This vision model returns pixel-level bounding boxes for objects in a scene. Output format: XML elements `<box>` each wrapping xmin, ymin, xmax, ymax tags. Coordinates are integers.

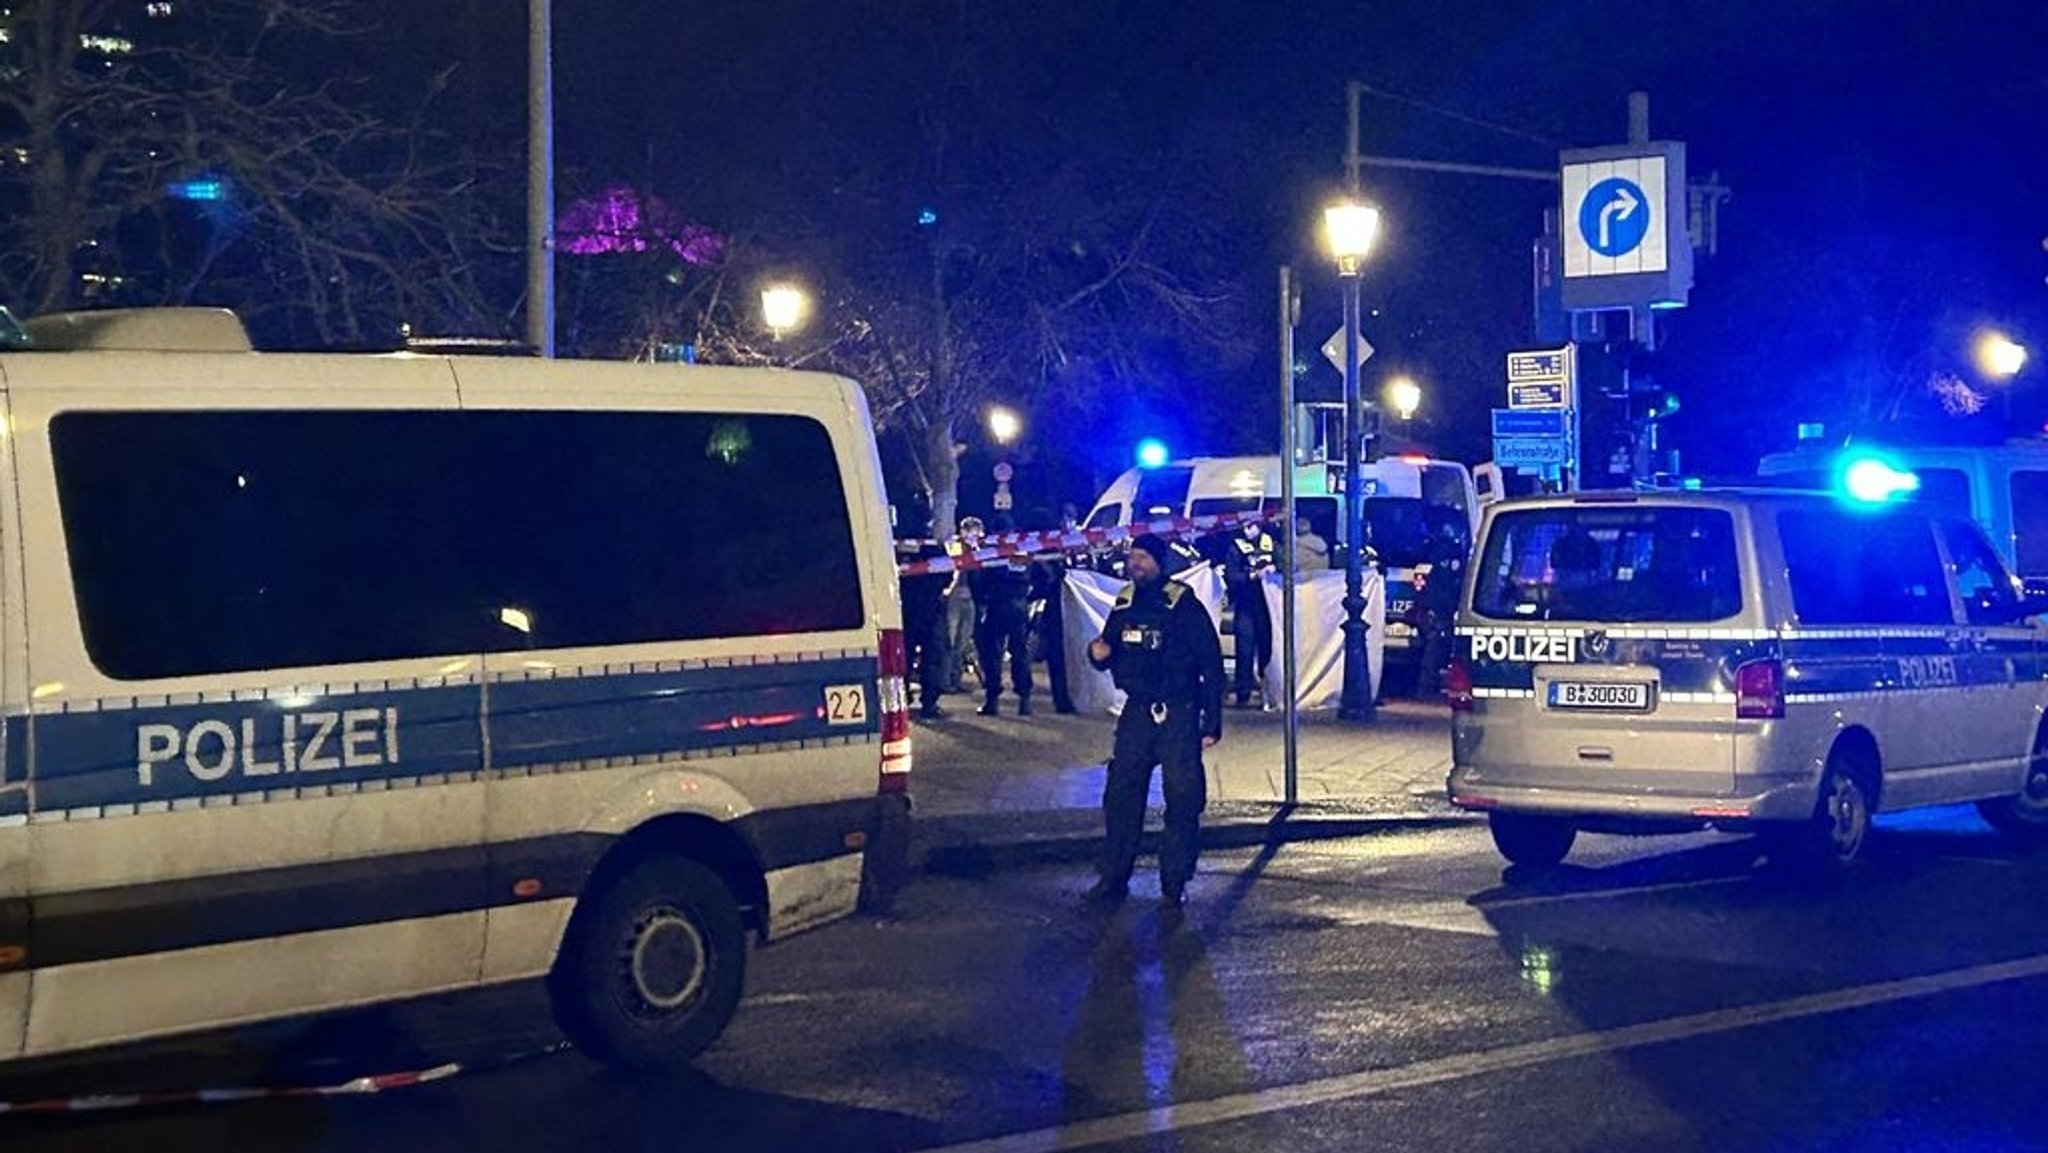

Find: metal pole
<box><xmin>1337</xmin><ymin>270</ymin><xmax>1374</xmax><ymax>722</ymax></box>
<box><xmin>526</xmin><ymin>0</ymin><xmax>555</xmax><ymax>358</ymax></box>
<box><xmin>1279</xmin><ymin>266</ymin><xmax>1299</xmax><ymax>804</ymax></box>
<box><xmin>1345</xmin><ymin>81</ymin><xmax>1364</xmax><ymax>196</ymax></box>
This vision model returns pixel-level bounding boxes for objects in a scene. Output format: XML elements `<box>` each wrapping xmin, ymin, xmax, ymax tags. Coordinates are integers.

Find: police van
<box><xmin>1084</xmin><ymin>453</ymin><xmax>1482</xmax><ymax>686</ymax></box>
<box><xmin>1757</xmin><ymin>439</ymin><xmax>2048</xmax><ymax>586</ymax></box>
<box><xmin>0</xmin><ymin>308</ymin><xmax>910</xmax><ymax>1069</ymax></box>
<box><xmin>1445</xmin><ymin>488</ymin><xmax>2048</xmax><ymax>874</ymax></box>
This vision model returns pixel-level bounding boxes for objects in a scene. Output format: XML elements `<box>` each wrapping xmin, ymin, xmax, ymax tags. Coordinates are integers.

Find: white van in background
<box><xmin>0</xmin><ymin>308</ymin><xmax>908</xmax><ymax>1071</ymax></box>
<box><xmin>1084</xmin><ymin>453</ymin><xmax>1486</xmax><ymax>686</ymax></box>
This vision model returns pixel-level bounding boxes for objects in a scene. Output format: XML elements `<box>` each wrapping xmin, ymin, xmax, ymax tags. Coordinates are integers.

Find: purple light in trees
<box><xmin>557</xmin><ymin>185</ymin><xmax>725</xmax><ymax>265</ymax></box>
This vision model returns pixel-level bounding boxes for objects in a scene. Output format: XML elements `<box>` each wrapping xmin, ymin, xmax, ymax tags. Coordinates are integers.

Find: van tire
<box><xmin>1767</xmin><ymin>750</ymin><xmax>1875</xmax><ymax>879</ymax></box>
<box><xmin>549</xmin><ymin>854</ymin><xmax>747</xmax><ymax>1070</ymax></box>
<box><xmin>1977</xmin><ymin>726</ymin><xmax>2048</xmax><ymax>843</ymax></box>
<box><xmin>1489</xmin><ymin>812</ymin><xmax>1576</xmax><ymax>869</ymax></box>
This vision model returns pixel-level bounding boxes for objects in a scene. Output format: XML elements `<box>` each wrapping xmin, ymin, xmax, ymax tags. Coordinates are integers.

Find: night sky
<box><xmin>394</xmin><ymin>0</ymin><xmax>2047</xmax><ymax>494</ymax></box>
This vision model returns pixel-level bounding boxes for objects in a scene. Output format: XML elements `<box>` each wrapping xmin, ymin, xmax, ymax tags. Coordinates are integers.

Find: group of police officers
<box><xmin>896</xmin><ymin>504</ymin><xmax>1467</xmax><ymax>909</ymax></box>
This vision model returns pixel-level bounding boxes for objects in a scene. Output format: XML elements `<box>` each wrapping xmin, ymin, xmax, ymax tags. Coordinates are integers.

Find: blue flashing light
<box><xmin>1135</xmin><ymin>438</ymin><xmax>1169</xmax><ymax>469</ymax></box>
<box><xmin>1840</xmin><ymin>456</ymin><xmax>1920</xmax><ymax>504</ymax></box>
<box><xmin>168</xmin><ymin>179</ymin><xmax>225</xmax><ymax>202</ymax></box>
<box><xmin>916</xmin><ymin>208</ymin><xmax>939</xmax><ymax>226</ymax></box>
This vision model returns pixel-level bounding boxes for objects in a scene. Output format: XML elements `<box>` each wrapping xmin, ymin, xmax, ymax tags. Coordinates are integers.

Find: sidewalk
<box><xmin>906</xmin><ymin>690</ymin><xmax>1477</xmax><ymax>874</ymax></box>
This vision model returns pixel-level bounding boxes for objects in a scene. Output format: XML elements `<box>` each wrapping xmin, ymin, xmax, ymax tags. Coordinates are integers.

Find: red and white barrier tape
<box><xmin>0</xmin><ymin>1042</ymin><xmax>569</xmax><ymax>1116</ymax></box>
<box><xmin>896</xmin><ymin>510</ymin><xmax>1261</xmax><ymax>576</ymax></box>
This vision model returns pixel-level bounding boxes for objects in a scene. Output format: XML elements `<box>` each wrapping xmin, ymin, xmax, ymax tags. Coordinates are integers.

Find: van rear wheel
<box><xmin>1489</xmin><ymin>812</ymin><xmax>1576</xmax><ymax>869</ymax></box>
<box><xmin>550</xmin><ymin>854</ymin><xmax>747</xmax><ymax>1070</ymax></box>
<box><xmin>1977</xmin><ymin>727</ymin><xmax>2048</xmax><ymax>843</ymax></box>
<box><xmin>1767</xmin><ymin>751</ymin><xmax>1874</xmax><ymax>879</ymax></box>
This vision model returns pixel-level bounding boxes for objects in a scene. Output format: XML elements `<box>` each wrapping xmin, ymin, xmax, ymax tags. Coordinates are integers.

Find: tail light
<box><xmin>1734</xmin><ymin>658</ymin><xmax>1784</xmax><ymax>719</ymax></box>
<box><xmin>877</xmin><ymin>628</ymin><xmax>912</xmax><ymax>793</ymax></box>
<box><xmin>1445</xmin><ymin>658</ymin><xmax>1475</xmax><ymax>712</ymax></box>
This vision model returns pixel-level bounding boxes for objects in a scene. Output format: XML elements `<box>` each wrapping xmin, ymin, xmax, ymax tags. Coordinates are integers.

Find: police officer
<box><xmin>1084</xmin><ymin>534</ymin><xmax>1225</xmax><ymax>909</ymax></box>
<box><xmin>1415</xmin><ymin>515</ymin><xmax>1469</xmax><ymax>698</ymax></box>
<box><xmin>1224</xmin><ymin>518</ymin><xmax>1277</xmax><ymax>707</ymax></box>
<box><xmin>968</xmin><ymin>513</ymin><xmax>1035</xmax><ymax>716</ymax></box>
<box><xmin>895</xmin><ymin>502</ymin><xmax>952</xmax><ymax>720</ymax></box>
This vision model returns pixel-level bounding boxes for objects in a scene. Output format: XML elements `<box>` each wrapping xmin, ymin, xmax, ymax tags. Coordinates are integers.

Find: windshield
<box><xmin>1473</xmin><ymin>506</ymin><xmax>1743</xmax><ymax>622</ymax></box>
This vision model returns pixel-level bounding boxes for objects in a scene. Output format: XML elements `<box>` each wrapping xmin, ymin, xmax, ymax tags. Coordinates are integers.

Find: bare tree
<box><xmin>0</xmin><ymin>0</ymin><xmax>504</xmax><ymax>343</ymax></box>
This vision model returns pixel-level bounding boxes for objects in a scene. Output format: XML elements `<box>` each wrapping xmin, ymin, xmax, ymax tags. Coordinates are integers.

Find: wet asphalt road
<box><xmin>10</xmin><ymin>808</ymin><xmax>2048</xmax><ymax>1151</ymax></box>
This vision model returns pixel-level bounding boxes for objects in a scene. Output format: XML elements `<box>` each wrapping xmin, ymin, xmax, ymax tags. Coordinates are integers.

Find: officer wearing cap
<box><xmin>1084</xmin><ymin>533</ymin><xmax>1225</xmax><ymax>910</ymax></box>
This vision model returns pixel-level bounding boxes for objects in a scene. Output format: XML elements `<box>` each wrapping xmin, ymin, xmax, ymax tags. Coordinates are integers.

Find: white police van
<box><xmin>0</xmin><ymin>308</ymin><xmax>910</xmax><ymax>1069</ymax></box>
<box><xmin>1446</xmin><ymin>488</ymin><xmax>2048</xmax><ymax>874</ymax></box>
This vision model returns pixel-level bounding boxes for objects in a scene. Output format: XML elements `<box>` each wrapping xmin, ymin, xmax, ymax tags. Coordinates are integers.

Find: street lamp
<box><xmin>1324</xmin><ymin>199</ymin><xmax>1381</xmax><ymax>723</ymax></box>
<box><xmin>761</xmin><ymin>284</ymin><xmax>809</xmax><ymax>342</ymax></box>
<box><xmin>987</xmin><ymin>405</ymin><xmax>1022</xmax><ymax>445</ymax></box>
<box><xmin>1978</xmin><ymin>332</ymin><xmax>2028</xmax><ymax>379</ymax></box>
<box><xmin>1387</xmin><ymin>375</ymin><xmax>1422</xmax><ymax>422</ymax></box>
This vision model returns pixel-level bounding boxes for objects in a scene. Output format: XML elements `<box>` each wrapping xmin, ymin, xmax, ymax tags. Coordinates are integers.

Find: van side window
<box><xmin>1085</xmin><ymin>503</ymin><xmax>1124</xmax><ymax>530</ymax></box>
<box><xmin>1781</xmin><ymin>510</ymin><xmax>1951</xmax><ymax>626</ymax></box>
<box><xmin>1131</xmin><ymin>466</ymin><xmax>1194</xmax><ymax>520</ymax></box>
<box><xmin>51</xmin><ymin>410</ymin><xmax>863</xmax><ymax>680</ymax></box>
<box><xmin>2010</xmin><ymin>471</ymin><xmax>2048</xmax><ymax>579</ymax></box>
<box><xmin>1940</xmin><ymin>519</ymin><xmax>2020</xmax><ymax>625</ymax></box>
<box><xmin>1912</xmin><ymin>467</ymin><xmax>1973</xmax><ymax>524</ymax></box>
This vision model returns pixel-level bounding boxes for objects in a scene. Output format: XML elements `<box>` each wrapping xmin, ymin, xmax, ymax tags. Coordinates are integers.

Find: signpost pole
<box><xmin>1279</xmin><ymin>267</ymin><xmax>1300</xmax><ymax>805</ymax></box>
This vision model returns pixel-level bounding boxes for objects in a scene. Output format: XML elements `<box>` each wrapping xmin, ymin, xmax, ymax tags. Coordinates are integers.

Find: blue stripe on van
<box><xmin>18</xmin><ymin>657</ymin><xmax>881</xmax><ymax>813</ymax></box>
<box><xmin>488</xmin><ymin>656</ymin><xmax>878</xmax><ymax>768</ymax></box>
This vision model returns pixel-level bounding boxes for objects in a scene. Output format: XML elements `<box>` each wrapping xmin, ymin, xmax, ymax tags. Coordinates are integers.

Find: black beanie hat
<box><xmin>1129</xmin><ymin>534</ymin><xmax>1174</xmax><ymax>570</ymax></box>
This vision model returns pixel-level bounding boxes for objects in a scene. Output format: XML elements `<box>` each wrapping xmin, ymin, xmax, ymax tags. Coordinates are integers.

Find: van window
<box><xmin>1132</xmin><ymin>466</ymin><xmax>1194</xmax><ymax>519</ymax></box>
<box><xmin>1911</xmin><ymin>467</ymin><xmax>1972</xmax><ymax>523</ymax></box>
<box><xmin>1780</xmin><ymin>508</ymin><xmax>1950</xmax><ymax>626</ymax></box>
<box><xmin>1472</xmin><ymin>507</ymin><xmax>1741</xmax><ymax>622</ymax></box>
<box><xmin>1191</xmin><ymin>495</ymin><xmax>1261</xmax><ymax>518</ymax></box>
<box><xmin>1939</xmin><ymin>519</ymin><xmax>2019</xmax><ymax>625</ymax></box>
<box><xmin>2011</xmin><ymin>471</ymin><xmax>2048</xmax><ymax>577</ymax></box>
<box><xmin>1085</xmin><ymin>502</ymin><xmax>1124</xmax><ymax>530</ymax></box>
<box><xmin>51</xmin><ymin>409</ymin><xmax>863</xmax><ymax>680</ymax></box>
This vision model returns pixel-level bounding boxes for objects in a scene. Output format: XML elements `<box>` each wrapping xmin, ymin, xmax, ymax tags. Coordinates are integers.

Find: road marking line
<box><xmin>1474</xmin><ymin>874</ymin><xmax>1751</xmax><ymax>909</ymax></box>
<box><xmin>917</xmin><ymin>950</ymin><xmax>2048</xmax><ymax>1153</ymax></box>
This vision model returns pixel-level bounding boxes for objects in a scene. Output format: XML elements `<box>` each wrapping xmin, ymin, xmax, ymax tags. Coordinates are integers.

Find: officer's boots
<box><xmin>977</xmin><ymin>695</ymin><xmax>999</xmax><ymax>717</ymax></box>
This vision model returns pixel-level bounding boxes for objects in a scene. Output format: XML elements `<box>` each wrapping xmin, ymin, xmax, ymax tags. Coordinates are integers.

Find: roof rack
<box><xmin>20</xmin><ymin>307</ymin><xmax>253</xmax><ymax>353</ymax></box>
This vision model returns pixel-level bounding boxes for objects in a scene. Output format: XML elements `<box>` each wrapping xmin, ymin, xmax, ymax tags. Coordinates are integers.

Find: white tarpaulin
<box><xmin>1064</xmin><ymin>562</ymin><xmax>1226</xmax><ymax>716</ymax></box>
<box><xmin>1259</xmin><ymin>568</ymin><xmax>1383</xmax><ymax>710</ymax></box>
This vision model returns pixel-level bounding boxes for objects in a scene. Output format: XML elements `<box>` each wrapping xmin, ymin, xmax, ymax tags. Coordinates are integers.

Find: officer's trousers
<box><xmin>1230</xmin><ymin>580</ymin><xmax>1272</xmax><ymax>700</ymax></box>
<box><xmin>1099</xmin><ymin>704</ymin><xmax>1206</xmax><ymax>892</ymax></box>
<box><xmin>975</xmin><ymin>606</ymin><xmax>1032</xmax><ymax>703</ymax></box>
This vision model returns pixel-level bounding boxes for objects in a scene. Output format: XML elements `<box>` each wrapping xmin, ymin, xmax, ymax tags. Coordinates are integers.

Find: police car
<box><xmin>1446</xmin><ymin>488</ymin><xmax>2048</xmax><ymax>874</ymax></box>
<box><xmin>0</xmin><ymin>308</ymin><xmax>910</xmax><ymax>1069</ymax></box>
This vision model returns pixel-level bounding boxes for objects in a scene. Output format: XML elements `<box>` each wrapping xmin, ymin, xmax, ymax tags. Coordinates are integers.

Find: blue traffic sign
<box><xmin>1492</xmin><ymin>408</ymin><xmax>1569</xmax><ymax>438</ymax></box>
<box><xmin>1577</xmin><ymin>177</ymin><xmax>1650</xmax><ymax>258</ymax></box>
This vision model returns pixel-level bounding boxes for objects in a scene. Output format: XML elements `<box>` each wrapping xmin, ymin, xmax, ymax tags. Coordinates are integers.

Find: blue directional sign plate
<box><xmin>1492</xmin><ymin>436</ymin><xmax>1571</xmax><ymax>469</ymax></box>
<box><xmin>1492</xmin><ymin>408</ymin><xmax>1569</xmax><ymax>438</ymax></box>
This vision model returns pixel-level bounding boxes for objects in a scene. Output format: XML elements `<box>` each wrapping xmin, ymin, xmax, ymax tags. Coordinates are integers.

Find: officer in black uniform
<box><xmin>1415</xmin><ymin>514</ymin><xmax>1470</xmax><ymax>699</ymax></box>
<box><xmin>968</xmin><ymin>513</ymin><xmax>1035</xmax><ymax>716</ymax></box>
<box><xmin>895</xmin><ymin>501</ymin><xmax>952</xmax><ymax>720</ymax></box>
<box><xmin>1224</xmin><ymin>519</ymin><xmax>1277</xmax><ymax>707</ymax></box>
<box><xmin>1084</xmin><ymin>534</ymin><xmax>1225</xmax><ymax>909</ymax></box>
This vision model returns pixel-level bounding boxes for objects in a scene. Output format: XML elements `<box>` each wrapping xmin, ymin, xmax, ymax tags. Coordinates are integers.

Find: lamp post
<box><xmin>761</xmin><ymin>284</ymin><xmax>809</xmax><ymax>344</ymax></box>
<box><xmin>1325</xmin><ymin>200</ymin><xmax>1381</xmax><ymax>723</ymax></box>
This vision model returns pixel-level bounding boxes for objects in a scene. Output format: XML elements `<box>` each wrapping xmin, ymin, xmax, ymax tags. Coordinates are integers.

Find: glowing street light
<box><xmin>1978</xmin><ymin>332</ymin><xmax>2028</xmax><ymax>379</ymax></box>
<box><xmin>1322</xmin><ymin>198</ymin><xmax>1383</xmax><ymax>724</ymax></box>
<box><xmin>1387</xmin><ymin>375</ymin><xmax>1422</xmax><ymax>421</ymax></box>
<box><xmin>987</xmin><ymin>405</ymin><xmax>1022</xmax><ymax>445</ymax></box>
<box><xmin>760</xmin><ymin>284</ymin><xmax>809</xmax><ymax>341</ymax></box>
